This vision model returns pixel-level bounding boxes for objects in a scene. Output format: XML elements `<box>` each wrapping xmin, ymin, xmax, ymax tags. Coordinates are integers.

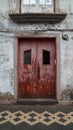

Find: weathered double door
<box><xmin>18</xmin><ymin>38</ymin><xmax>56</xmax><ymax>99</ymax></box>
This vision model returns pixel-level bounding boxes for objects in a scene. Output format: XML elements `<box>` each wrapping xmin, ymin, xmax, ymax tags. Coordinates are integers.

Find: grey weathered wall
<box><xmin>59</xmin><ymin>0</ymin><xmax>73</xmax><ymax>13</ymax></box>
<box><xmin>0</xmin><ymin>0</ymin><xmax>10</xmax><ymax>14</ymax></box>
<box><xmin>0</xmin><ymin>33</ymin><xmax>14</xmax><ymax>99</ymax></box>
<box><xmin>1</xmin><ymin>0</ymin><xmax>73</xmax><ymax>14</ymax></box>
<box><xmin>60</xmin><ymin>32</ymin><xmax>73</xmax><ymax>101</ymax></box>
<box><xmin>0</xmin><ymin>0</ymin><xmax>73</xmax><ymax>101</ymax></box>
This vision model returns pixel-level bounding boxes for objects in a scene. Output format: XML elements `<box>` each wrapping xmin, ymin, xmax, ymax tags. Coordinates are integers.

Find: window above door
<box><xmin>9</xmin><ymin>0</ymin><xmax>67</xmax><ymax>23</ymax></box>
<box><xmin>21</xmin><ymin>0</ymin><xmax>54</xmax><ymax>13</ymax></box>
<box><xmin>9</xmin><ymin>0</ymin><xmax>54</xmax><ymax>13</ymax></box>
<box><xmin>22</xmin><ymin>0</ymin><xmax>52</xmax><ymax>5</ymax></box>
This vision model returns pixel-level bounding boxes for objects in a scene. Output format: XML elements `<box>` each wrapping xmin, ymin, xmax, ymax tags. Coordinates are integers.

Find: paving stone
<box><xmin>0</xmin><ymin>105</ymin><xmax>73</xmax><ymax>130</ymax></box>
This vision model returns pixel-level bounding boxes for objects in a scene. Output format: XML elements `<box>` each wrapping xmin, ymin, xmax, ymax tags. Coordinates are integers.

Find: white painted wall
<box><xmin>21</xmin><ymin>0</ymin><xmax>54</xmax><ymax>13</ymax></box>
<box><xmin>0</xmin><ymin>0</ymin><xmax>10</xmax><ymax>14</ymax></box>
<box><xmin>60</xmin><ymin>32</ymin><xmax>73</xmax><ymax>100</ymax></box>
<box><xmin>0</xmin><ymin>31</ymin><xmax>73</xmax><ymax>101</ymax></box>
<box><xmin>0</xmin><ymin>0</ymin><xmax>73</xmax><ymax>101</ymax></box>
<box><xmin>59</xmin><ymin>0</ymin><xmax>73</xmax><ymax>13</ymax></box>
<box><xmin>0</xmin><ymin>33</ymin><xmax>14</xmax><ymax>95</ymax></box>
<box><xmin>0</xmin><ymin>0</ymin><xmax>73</xmax><ymax>14</ymax></box>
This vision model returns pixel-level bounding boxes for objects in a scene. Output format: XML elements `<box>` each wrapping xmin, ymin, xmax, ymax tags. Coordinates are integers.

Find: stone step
<box><xmin>16</xmin><ymin>99</ymin><xmax>58</xmax><ymax>105</ymax></box>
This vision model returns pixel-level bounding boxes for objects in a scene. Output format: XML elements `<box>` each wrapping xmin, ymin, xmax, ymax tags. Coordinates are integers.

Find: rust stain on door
<box><xmin>17</xmin><ymin>38</ymin><xmax>56</xmax><ymax>99</ymax></box>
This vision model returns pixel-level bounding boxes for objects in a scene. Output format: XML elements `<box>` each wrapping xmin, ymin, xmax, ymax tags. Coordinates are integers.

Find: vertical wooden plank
<box><xmin>37</xmin><ymin>38</ymin><xmax>56</xmax><ymax>98</ymax></box>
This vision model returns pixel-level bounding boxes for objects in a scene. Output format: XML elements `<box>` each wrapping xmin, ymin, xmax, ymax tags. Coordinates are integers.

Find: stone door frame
<box><xmin>14</xmin><ymin>31</ymin><xmax>61</xmax><ymax>101</ymax></box>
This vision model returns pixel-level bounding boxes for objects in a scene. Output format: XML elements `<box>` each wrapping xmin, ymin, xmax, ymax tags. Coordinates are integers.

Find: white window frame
<box><xmin>23</xmin><ymin>0</ymin><xmax>36</xmax><ymax>5</ymax></box>
<box><xmin>22</xmin><ymin>0</ymin><xmax>52</xmax><ymax>5</ymax></box>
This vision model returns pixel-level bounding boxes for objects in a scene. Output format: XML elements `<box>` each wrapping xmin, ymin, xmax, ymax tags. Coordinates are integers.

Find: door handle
<box><xmin>54</xmin><ymin>59</ymin><xmax>56</xmax><ymax>65</ymax></box>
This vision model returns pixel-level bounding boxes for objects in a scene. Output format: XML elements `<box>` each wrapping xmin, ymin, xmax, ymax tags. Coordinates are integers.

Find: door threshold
<box><xmin>16</xmin><ymin>99</ymin><xmax>58</xmax><ymax>105</ymax></box>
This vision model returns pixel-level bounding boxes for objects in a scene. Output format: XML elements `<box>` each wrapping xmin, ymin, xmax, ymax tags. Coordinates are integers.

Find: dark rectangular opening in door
<box><xmin>43</xmin><ymin>50</ymin><xmax>50</xmax><ymax>65</ymax></box>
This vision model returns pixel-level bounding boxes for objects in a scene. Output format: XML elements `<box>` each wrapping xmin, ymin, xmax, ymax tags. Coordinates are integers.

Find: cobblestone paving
<box><xmin>0</xmin><ymin>105</ymin><xmax>73</xmax><ymax>130</ymax></box>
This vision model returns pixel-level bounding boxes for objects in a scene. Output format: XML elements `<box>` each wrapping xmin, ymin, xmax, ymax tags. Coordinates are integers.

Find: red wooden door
<box><xmin>18</xmin><ymin>38</ymin><xmax>56</xmax><ymax>99</ymax></box>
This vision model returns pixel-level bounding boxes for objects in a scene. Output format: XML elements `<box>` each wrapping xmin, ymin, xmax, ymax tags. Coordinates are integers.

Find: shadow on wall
<box><xmin>9</xmin><ymin>69</ymin><xmax>14</xmax><ymax>88</ymax></box>
<box><xmin>60</xmin><ymin>85</ymin><xmax>73</xmax><ymax>101</ymax></box>
<box><xmin>0</xmin><ymin>92</ymin><xmax>14</xmax><ymax>100</ymax></box>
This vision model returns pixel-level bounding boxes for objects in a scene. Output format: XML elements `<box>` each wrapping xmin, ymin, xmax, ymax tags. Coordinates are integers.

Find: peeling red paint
<box><xmin>18</xmin><ymin>38</ymin><xmax>56</xmax><ymax>99</ymax></box>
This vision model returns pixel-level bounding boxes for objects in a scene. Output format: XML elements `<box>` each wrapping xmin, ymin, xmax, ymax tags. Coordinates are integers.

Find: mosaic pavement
<box><xmin>0</xmin><ymin>110</ymin><xmax>73</xmax><ymax>126</ymax></box>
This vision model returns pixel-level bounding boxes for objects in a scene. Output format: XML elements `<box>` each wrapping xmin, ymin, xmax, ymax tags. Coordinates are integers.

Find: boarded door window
<box><xmin>24</xmin><ymin>50</ymin><xmax>31</xmax><ymax>64</ymax></box>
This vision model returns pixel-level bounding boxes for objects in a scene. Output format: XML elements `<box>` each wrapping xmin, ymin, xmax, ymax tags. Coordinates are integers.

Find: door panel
<box><xmin>37</xmin><ymin>39</ymin><xmax>56</xmax><ymax>98</ymax></box>
<box><xmin>18</xmin><ymin>38</ymin><xmax>56</xmax><ymax>99</ymax></box>
<box><xmin>18</xmin><ymin>39</ymin><xmax>37</xmax><ymax>98</ymax></box>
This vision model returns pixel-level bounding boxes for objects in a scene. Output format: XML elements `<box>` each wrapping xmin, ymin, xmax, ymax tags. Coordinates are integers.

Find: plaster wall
<box><xmin>0</xmin><ymin>33</ymin><xmax>14</xmax><ymax>99</ymax></box>
<box><xmin>0</xmin><ymin>0</ymin><xmax>73</xmax><ymax>101</ymax></box>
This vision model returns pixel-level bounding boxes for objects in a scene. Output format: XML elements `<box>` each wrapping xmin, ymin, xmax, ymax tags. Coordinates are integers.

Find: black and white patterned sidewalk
<box><xmin>0</xmin><ymin>105</ymin><xmax>73</xmax><ymax>130</ymax></box>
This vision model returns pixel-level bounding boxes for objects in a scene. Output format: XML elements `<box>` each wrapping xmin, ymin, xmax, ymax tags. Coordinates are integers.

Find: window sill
<box><xmin>9</xmin><ymin>13</ymin><xmax>67</xmax><ymax>24</ymax></box>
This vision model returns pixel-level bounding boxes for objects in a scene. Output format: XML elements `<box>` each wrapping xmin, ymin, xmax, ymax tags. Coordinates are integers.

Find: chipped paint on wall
<box><xmin>60</xmin><ymin>85</ymin><xmax>73</xmax><ymax>101</ymax></box>
<box><xmin>0</xmin><ymin>33</ymin><xmax>14</xmax><ymax>96</ymax></box>
<box><xmin>0</xmin><ymin>0</ymin><xmax>73</xmax><ymax>101</ymax></box>
<box><xmin>60</xmin><ymin>32</ymin><xmax>73</xmax><ymax>100</ymax></box>
<box><xmin>0</xmin><ymin>92</ymin><xmax>14</xmax><ymax>100</ymax></box>
<box><xmin>59</xmin><ymin>0</ymin><xmax>73</xmax><ymax>13</ymax></box>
